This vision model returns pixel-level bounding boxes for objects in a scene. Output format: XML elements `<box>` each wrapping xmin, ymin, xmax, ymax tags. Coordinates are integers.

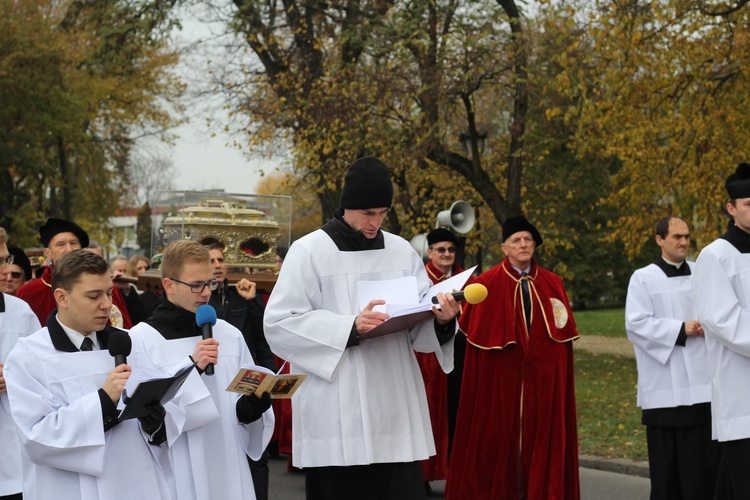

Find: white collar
<box><xmin>56</xmin><ymin>314</ymin><xmax>99</xmax><ymax>351</ymax></box>
<box><xmin>662</xmin><ymin>257</ymin><xmax>685</xmax><ymax>269</ymax></box>
<box><xmin>511</xmin><ymin>264</ymin><xmax>532</xmax><ymax>275</ymax></box>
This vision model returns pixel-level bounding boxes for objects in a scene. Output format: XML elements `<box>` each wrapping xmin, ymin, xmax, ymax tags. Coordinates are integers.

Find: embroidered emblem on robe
<box><xmin>551</xmin><ymin>298</ymin><xmax>568</xmax><ymax>328</ymax></box>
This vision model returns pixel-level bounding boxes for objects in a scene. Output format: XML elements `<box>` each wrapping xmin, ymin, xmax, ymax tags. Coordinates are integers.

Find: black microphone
<box><xmin>196</xmin><ymin>305</ymin><xmax>218</xmax><ymax>376</ymax></box>
<box><xmin>108</xmin><ymin>331</ymin><xmax>132</xmax><ymax>367</ymax></box>
<box><xmin>431</xmin><ymin>283</ymin><xmax>488</xmax><ymax>305</ymax></box>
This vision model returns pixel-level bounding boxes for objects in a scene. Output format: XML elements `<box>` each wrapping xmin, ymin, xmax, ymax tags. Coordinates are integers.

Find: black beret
<box><xmin>502</xmin><ymin>215</ymin><xmax>543</xmax><ymax>247</ymax></box>
<box><xmin>39</xmin><ymin>218</ymin><xmax>89</xmax><ymax>248</ymax></box>
<box><xmin>8</xmin><ymin>247</ymin><xmax>32</xmax><ymax>281</ymax></box>
<box><xmin>340</xmin><ymin>157</ymin><xmax>394</xmax><ymax>210</ymax></box>
<box><xmin>726</xmin><ymin>163</ymin><xmax>750</xmax><ymax>199</ymax></box>
<box><xmin>427</xmin><ymin>228</ymin><xmax>458</xmax><ymax>246</ymax></box>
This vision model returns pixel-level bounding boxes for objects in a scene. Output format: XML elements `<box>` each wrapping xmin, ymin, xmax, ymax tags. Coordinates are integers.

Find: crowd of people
<box><xmin>1</xmin><ymin>156</ymin><xmax>749</xmax><ymax>499</ymax></box>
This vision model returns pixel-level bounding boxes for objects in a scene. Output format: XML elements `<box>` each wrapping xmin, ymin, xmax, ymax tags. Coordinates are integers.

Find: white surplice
<box><xmin>625</xmin><ymin>262</ymin><xmax>711</xmax><ymax>409</ymax></box>
<box><xmin>263</xmin><ymin>229</ymin><xmax>454</xmax><ymax>468</ymax></box>
<box><xmin>4</xmin><ymin>327</ymin><xmax>173</xmax><ymax>500</ymax></box>
<box><xmin>0</xmin><ymin>294</ymin><xmax>40</xmax><ymax>496</ymax></box>
<box><xmin>128</xmin><ymin>320</ymin><xmax>274</xmax><ymax>500</ymax></box>
<box><xmin>693</xmin><ymin>238</ymin><xmax>750</xmax><ymax>441</ymax></box>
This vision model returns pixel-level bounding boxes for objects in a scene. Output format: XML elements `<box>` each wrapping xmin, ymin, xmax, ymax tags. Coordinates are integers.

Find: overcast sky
<box><xmin>157</xmin><ymin>5</ymin><xmax>286</xmax><ymax>195</ymax></box>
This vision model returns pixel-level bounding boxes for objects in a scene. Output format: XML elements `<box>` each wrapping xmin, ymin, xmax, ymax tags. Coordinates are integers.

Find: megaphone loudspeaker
<box><xmin>436</xmin><ymin>200</ymin><xmax>475</xmax><ymax>234</ymax></box>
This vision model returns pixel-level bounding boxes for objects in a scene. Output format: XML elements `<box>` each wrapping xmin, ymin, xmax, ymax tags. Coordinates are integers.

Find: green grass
<box><xmin>574</xmin><ymin>349</ymin><xmax>647</xmax><ymax>462</ymax></box>
<box><xmin>574</xmin><ymin>308</ymin><xmax>626</xmax><ymax>338</ymax></box>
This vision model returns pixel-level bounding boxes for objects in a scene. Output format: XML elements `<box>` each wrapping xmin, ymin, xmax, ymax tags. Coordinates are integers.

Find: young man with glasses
<box><xmin>129</xmin><ymin>239</ymin><xmax>274</xmax><ymax>500</ymax></box>
<box><xmin>0</xmin><ymin>229</ymin><xmax>40</xmax><ymax>500</ymax></box>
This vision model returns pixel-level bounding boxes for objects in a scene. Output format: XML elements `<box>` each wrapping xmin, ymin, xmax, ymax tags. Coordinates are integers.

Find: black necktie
<box><xmin>80</xmin><ymin>337</ymin><xmax>94</xmax><ymax>351</ymax></box>
<box><xmin>521</xmin><ymin>272</ymin><xmax>531</xmax><ymax>325</ymax></box>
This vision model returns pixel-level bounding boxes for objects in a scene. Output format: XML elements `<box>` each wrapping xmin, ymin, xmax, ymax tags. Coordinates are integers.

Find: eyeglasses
<box><xmin>430</xmin><ymin>246</ymin><xmax>456</xmax><ymax>254</ymax></box>
<box><xmin>9</xmin><ymin>271</ymin><xmax>23</xmax><ymax>279</ymax></box>
<box><xmin>169</xmin><ymin>277</ymin><xmax>221</xmax><ymax>293</ymax></box>
<box><xmin>0</xmin><ymin>254</ymin><xmax>14</xmax><ymax>266</ymax></box>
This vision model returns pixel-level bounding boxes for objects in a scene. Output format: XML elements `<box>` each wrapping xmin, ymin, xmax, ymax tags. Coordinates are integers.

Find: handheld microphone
<box><xmin>431</xmin><ymin>283</ymin><xmax>488</xmax><ymax>305</ymax></box>
<box><xmin>108</xmin><ymin>331</ymin><xmax>132</xmax><ymax>367</ymax></box>
<box><xmin>196</xmin><ymin>304</ymin><xmax>218</xmax><ymax>376</ymax></box>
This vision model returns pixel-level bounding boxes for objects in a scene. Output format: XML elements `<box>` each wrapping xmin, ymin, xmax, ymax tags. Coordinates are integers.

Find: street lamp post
<box><xmin>459</xmin><ymin>131</ymin><xmax>488</xmax><ymax>158</ymax></box>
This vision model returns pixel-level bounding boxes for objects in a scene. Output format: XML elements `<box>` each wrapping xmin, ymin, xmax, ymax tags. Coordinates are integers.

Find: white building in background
<box><xmin>104</xmin><ymin>208</ymin><xmax>142</xmax><ymax>259</ymax></box>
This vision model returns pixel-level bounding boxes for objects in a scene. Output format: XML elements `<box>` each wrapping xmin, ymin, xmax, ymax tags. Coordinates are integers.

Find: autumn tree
<box><xmin>256</xmin><ymin>172</ymin><xmax>319</xmax><ymax>241</ymax></box>
<box><xmin>0</xmin><ymin>0</ymin><xmax>184</xmax><ymax>247</ymax></box>
<box><xmin>557</xmin><ymin>0</ymin><xmax>750</xmax><ymax>256</ymax></box>
<box><xmin>215</xmin><ymin>0</ymin><xmax>534</xmax><ymax>238</ymax></box>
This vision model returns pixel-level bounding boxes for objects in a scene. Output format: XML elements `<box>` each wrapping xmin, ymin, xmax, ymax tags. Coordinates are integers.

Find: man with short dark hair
<box><xmin>208</xmin><ymin>244</ymin><xmax>275</xmax><ymax>371</ymax></box>
<box><xmin>129</xmin><ymin>239</ymin><xmax>274</xmax><ymax>500</ymax></box>
<box><xmin>17</xmin><ymin>218</ymin><xmax>131</xmax><ymax>329</ymax></box>
<box><xmin>0</xmin><ymin>229</ymin><xmax>40</xmax><ymax>500</ymax></box>
<box><xmin>4</xmin><ymin>250</ymin><xmax>172</xmax><ymax>499</ymax></box>
<box><xmin>693</xmin><ymin>162</ymin><xmax>750</xmax><ymax>497</ymax></box>
<box><xmin>446</xmin><ymin>215</ymin><xmax>580</xmax><ymax>499</ymax></box>
<box><xmin>264</xmin><ymin>156</ymin><xmax>460</xmax><ymax>500</ymax></box>
<box><xmin>626</xmin><ymin>217</ymin><xmax>718</xmax><ymax>498</ymax></box>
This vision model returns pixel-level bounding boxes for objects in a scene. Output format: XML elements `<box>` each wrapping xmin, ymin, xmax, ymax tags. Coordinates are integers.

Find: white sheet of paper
<box><xmin>357</xmin><ymin>265</ymin><xmax>478</xmax><ymax>317</ymax></box>
<box><xmin>420</xmin><ymin>265</ymin><xmax>478</xmax><ymax>305</ymax></box>
<box><xmin>357</xmin><ymin>275</ymin><xmax>418</xmax><ymax>313</ymax></box>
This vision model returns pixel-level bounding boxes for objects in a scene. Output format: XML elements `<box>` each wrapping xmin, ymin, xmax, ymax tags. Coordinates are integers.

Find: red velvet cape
<box><xmin>17</xmin><ymin>265</ymin><xmax>132</xmax><ymax>329</ymax></box>
<box><xmin>446</xmin><ymin>259</ymin><xmax>579</xmax><ymax>499</ymax></box>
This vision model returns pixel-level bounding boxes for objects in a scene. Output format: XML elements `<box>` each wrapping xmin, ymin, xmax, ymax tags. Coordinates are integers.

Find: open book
<box><xmin>118</xmin><ymin>361</ymin><xmax>195</xmax><ymax>421</ymax></box>
<box><xmin>357</xmin><ymin>266</ymin><xmax>476</xmax><ymax>340</ymax></box>
<box><xmin>226</xmin><ymin>364</ymin><xmax>307</xmax><ymax>399</ymax></box>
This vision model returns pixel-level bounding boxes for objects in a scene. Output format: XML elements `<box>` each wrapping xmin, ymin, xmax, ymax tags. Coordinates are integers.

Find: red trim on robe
<box><xmin>446</xmin><ymin>258</ymin><xmax>580</xmax><ymax>499</ymax></box>
<box><xmin>273</xmin><ymin>355</ymin><xmax>293</xmax><ymax>456</ymax></box>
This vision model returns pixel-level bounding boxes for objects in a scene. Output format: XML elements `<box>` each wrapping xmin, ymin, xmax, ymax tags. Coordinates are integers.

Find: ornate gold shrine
<box><xmin>161</xmin><ymin>198</ymin><xmax>281</xmax><ymax>270</ymax></box>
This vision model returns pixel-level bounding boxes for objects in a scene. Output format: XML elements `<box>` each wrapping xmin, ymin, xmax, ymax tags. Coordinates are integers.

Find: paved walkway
<box><xmin>575</xmin><ymin>334</ymin><xmax>634</xmax><ymax>358</ymax></box>
<box><xmin>267</xmin><ymin>334</ymin><xmax>649</xmax><ymax>500</ymax></box>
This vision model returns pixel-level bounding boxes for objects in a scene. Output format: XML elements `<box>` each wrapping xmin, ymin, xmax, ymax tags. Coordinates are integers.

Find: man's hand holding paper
<box><xmin>355</xmin><ymin>266</ymin><xmax>477</xmax><ymax>339</ymax></box>
<box><xmin>355</xmin><ymin>299</ymin><xmax>389</xmax><ymax>334</ymax></box>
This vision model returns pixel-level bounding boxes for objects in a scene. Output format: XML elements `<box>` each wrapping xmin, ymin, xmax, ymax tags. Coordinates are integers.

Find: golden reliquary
<box><xmin>161</xmin><ymin>198</ymin><xmax>281</xmax><ymax>270</ymax></box>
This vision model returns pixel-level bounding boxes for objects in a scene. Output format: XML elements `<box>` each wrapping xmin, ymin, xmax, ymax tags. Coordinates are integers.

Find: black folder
<box><xmin>358</xmin><ymin>310</ymin><xmax>436</xmax><ymax>340</ymax></box>
<box><xmin>118</xmin><ymin>362</ymin><xmax>196</xmax><ymax>421</ymax></box>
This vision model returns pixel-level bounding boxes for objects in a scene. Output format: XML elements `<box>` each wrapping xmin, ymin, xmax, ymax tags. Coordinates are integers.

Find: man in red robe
<box><xmin>17</xmin><ymin>218</ymin><xmax>132</xmax><ymax>329</ymax></box>
<box><xmin>446</xmin><ymin>215</ymin><xmax>579</xmax><ymax>500</ymax></box>
<box><xmin>416</xmin><ymin>228</ymin><xmax>465</xmax><ymax>490</ymax></box>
